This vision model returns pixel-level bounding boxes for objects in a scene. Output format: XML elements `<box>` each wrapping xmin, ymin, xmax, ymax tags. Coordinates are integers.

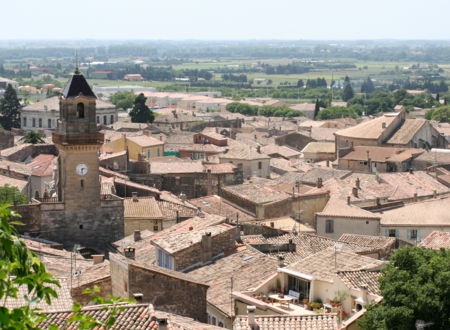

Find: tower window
<box><xmin>80</xmin><ymin>180</ymin><xmax>84</xmax><ymax>188</ymax></box>
<box><xmin>77</xmin><ymin>103</ymin><xmax>85</xmax><ymax>118</ymax></box>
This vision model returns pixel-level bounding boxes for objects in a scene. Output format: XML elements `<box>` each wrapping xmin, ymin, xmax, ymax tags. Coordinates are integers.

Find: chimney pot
<box><xmin>134</xmin><ymin>230</ymin><xmax>141</xmax><ymax>242</ymax></box>
<box><xmin>133</xmin><ymin>293</ymin><xmax>144</xmax><ymax>301</ymax></box>
<box><xmin>124</xmin><ymin>247</ymin><xmax>136</xmax><ymax>259</ymax></box>
<box><xmin>277</xmin><ymin>255</ymin><xmax>285</xmax><ymax>268</ymax></box>
<box><xmin>433</xmin><ymin>190</ymin><xmax>437</xmax><ymax>198</ymax></box>
<box><xmin>189</xmin><ymin>226</ymin><xmax>194</xmax><ymax>231</ymax></box>
<box><xmin>92</xmin><ymin>254</ymin><xmax>104</xmax><ymax>265</ymax></box>
<box><xmin>317</xmin><ymin>177</ymin><xmax>323</xmax><ymax>188</ymax></box>
<box><xmin>356</xmin><ymin>177</ymin><xmax>361</xmax><ymax>189</ymax></box>
<box><xmin>270</xmin><ymin>222</ymin><xmax>275</xmax><ymax>228</ymax></box>
<box><xmin>347</xmin><ymin>196</ymin><xmax>351</xmax><ymax>205</ymax></box>
<box><xmin>352</xmin><ymin>187</ymin><xmax>359</xmax><ymax>198</ymax></box>
<box><xmin>382</xmin><ymin>122</ymin><xmax>386</xmax><ymax>129</ymax></box>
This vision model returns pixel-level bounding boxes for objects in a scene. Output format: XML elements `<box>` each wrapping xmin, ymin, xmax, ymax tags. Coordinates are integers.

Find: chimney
<box><xmin>317</xmin><ymin>177</ymin><xmax>323</xmax><ymax>188</ymax></box>
<box><xmin>352</xmin><ymin>187</ymin><xmax>359</xmax><ymax>198</ymax></box>
<box><xmin>413</xmin><ymin>193</ymin><xmax>418</xmax><ymax>202</ymax></box>
<box><xmin>376</xmin><ymin>197</ymin><xmax>381</xmax><ymax>206</ymax></box>
<box><xmin>189</xmin><ymin>226</ymin><xmax>193</xmax><ymax>231</ymax></box>
<box><xmin>256</xmin><ymin>146</ymin><xmax>261</xmax><ymax>153</ymax></box>
<box><xmin>159</xmin><ymin>135</ymin><xmax>163</xmax><ymax>141</ymax></box>
<box><xmin>326</xmin><ymin>160</ymin><xmax>330</xmax><ymax>167</ymax></box>
<box><xmin>7</xmin><ymin>165</ymin><xmax>10</xmax><ymax>176</ymax></box>
<box><xmin>355</xmin><ymin>177</ymin><xmax>361</xmax><ymax>190</ymax></box>
<box><xmin>347</xmin><ymin>196</ymin><xmax>351</xmax><ymax>205</ymax></box>
<box><xmin>277</xmin><ymin>255</ymin><xmax>286</xmax><ymax>268</ymax></box>
<box><xmin>254</xmin><ymin>134</ymin><xmax>257</xmax><ymax>140</ymax></box>
<box><xmin>382</xmin><ymin>122</ymin><xmax>386</xmax><ymax>129</ymax></box>
<box><xmin>215</xmin><ymin>127</ymin><xmax>219</xmax><ymax>133</ymax></box>
<box><xmin>247</xmin><ymin>305</ymin><xmax>257</xmax><ymax>328</ymax></box>
<box><xmin>132</xmin><ymin>192</ymin><xmax>138</xmax><ymax>202</ymax></box>
<box><xmin>433</xmin><ymin>190</ymin><xmax>437</xmax><ymax>198</ymax></box>
<box><xmin>409</xmin><ymin>168</ymin><xmax>414</xmax><ymax>174</ymax></box>
<box><xmin>124</xmin><ymin>247</ymin><xmax>136</xmax><ymax>259</ymax></box>
<box><xmin>360</xmin><ymin>284</ymin><xmax>369</xmax><ymax>303</ymax></box>
<box><xmin>92</xmin><ymin>254</ymin><xmax>104</xmax><ymax>265</ymax></box>
<box><xmin>270</xmin><ymin>222</ymin><xmax>275</xmax><ymax>228</ymax></box>
<box><xmin>134</xmin><ymin>230</ymin><xmax>141</xmax><ymax>242</ymax></box>
<box><xmin>201</xmin><ymin>232</ymin><xmax>213</xmax><ymax>262</ymax></box>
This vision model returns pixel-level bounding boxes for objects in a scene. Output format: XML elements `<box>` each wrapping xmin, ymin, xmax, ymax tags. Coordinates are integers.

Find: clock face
<box><xmin>76</xmin><ymin>163</ymin><xmax>88</xmax><ymax>176</ymax></box>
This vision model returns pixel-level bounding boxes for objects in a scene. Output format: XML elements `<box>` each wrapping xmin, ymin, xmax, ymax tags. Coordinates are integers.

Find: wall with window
<box><xmin>381</xmin><ymin>225</ymin><xmax>450</xmax><ymax>245</ymax></box>
<box><xmin>316</xmin><ymin>215</ymin><xmax>380</xmax><ymax>240</ymax></box>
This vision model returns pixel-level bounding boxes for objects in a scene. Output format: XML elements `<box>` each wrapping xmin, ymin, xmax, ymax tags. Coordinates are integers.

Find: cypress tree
<box><xmin>129</xmin><ymin>93</ymin><xmax>154</xmax><ymax>123</ymax></box>
<box><xmin>314</xmin><ymin>98</ymin><xmax>320</xmax><ymax>119</ymax></box>
<box><xmin>0</xmin><ymin>84</ymin><xmax>21</xmax><ymax>130</ymax></box>
<box><xmin>342</xmin><ymin>84</ymin><xmax>354</xmax><ymax>102</ymax></box>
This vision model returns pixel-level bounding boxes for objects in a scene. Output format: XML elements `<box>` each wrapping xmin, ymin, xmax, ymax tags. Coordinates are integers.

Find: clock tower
<box><xmin>53</xmin><ymin>69</ymin><xmax>103</xmax><ymax>211</ymax></box>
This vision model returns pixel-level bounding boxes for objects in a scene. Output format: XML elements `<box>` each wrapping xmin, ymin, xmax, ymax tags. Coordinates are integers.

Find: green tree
<box><xmin>0</xmin><ymin>185</ymin><xmax>28</xmax><ymax>205</ymax></box>
<box><xmin>342</xmin><ymin>84</ymin><xmax>354</xmax><ymax>102</ymax></box>
<box><xmin>297</xmin><ymin>79</ymin><xmax>304</xmax><ymax>88</ymax></box>
<box><xmin>129</xmin><ymin>93</ymin><xmax>154</xmax><ymax>123</ymax></box>
<box><xmin>361</xmin><ymin>77</ymin><xmax>375</xmax><ymax>93</ymax></box>
<box><xmin>20</xmin><ymin>131</ymin><xmax>46</xmax><ymax>144</ymax></box>
<box><xmin>0</xmin><ymin>205</ymin><xmax>59</xmax><ymax>329</ymax></box>
<box><xmin>358</xmin><ymin>247</ymin><xmax>450</xmax><ymax>330</ymax></box>
<box><xmin>426</xmin><ymin>106</ymin><xmax>450</xmax><ymax>123</ymax></box>
<box><xmin>0</xmin><ymin>84</ymin><xmax>21</xmax><ymax>130</ymax></box>
<box><xmin>109</xmin><ymin>91</ymin><xmax>136</xmax><ymax>111</ymax></box>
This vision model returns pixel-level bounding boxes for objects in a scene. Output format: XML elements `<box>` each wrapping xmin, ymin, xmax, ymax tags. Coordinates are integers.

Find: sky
<box><xmin>2</xmin><ymin>0</ymin><xmax>450</xmax><ymax>40</ymax></box>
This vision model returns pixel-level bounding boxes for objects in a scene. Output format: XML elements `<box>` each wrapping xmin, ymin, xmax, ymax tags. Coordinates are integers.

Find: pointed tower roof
<box><xmin>61</xmin><ymin>71</ymin><xmax>96</xmax><ymax>99</ymax></box>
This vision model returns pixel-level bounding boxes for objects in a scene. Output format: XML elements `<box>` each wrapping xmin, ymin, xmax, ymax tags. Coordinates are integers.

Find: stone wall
<box><xmin>275</xmin><ymin>133</ymin><xmax>313</xmax><ymax>150</ymax></box>
<box><xmin>172</xmin><ymin>227</ymin><xmax>237</xmax><ymax>271</ymax></box>
<box><xmin>291</xmin><ymin>192</ymin><xmax>329</xmax><ymax>226</ymax></box>
<box><xmin>124</xmin><ymin>262</ymin><xmax>208</xmax><ymax>322</ymax></box>
<box><xmin>189</xmin><ymin>118</ymin><xmax>242</xmax><ymax>132</ymax></box>
<box><xmin>0</xmin><ymin>130</ymin><xmax>14</xmax><ymax>150</ymax></box>
<box><xmin>3</xmin><ymin>144</ymin><xmax>58</xmax><ymax>162</ymax></box>
<box><xmin>36</xmin><ymin>200</ymin><xmax>124</xmax><ymax>250</ymax></box>
<box><xmin>239</xmin><ymin>223</ymin><xmax>287</xmax><ymax>236</ymax></box>
<box><xmin>71</xmin><ymin>276</ymin><xmax>112</xmax><ymax>304</ymax></box>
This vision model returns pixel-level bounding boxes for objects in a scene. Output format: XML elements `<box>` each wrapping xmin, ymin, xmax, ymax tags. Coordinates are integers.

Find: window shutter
<box><xmin>384</xmin><ymin>229</ymin><xmax>389</xmax><ymax>237</ymax></box>
<box><xmin>407</xmin><ymin>230</ymin><xmax>411</xmax><ymax>240</ymax></box>
<box><xmin>417</xmin><ymin>230</ymin><xmax>421</xmax><ymax>241</ymax></box>
<box><xmin>395</xmin><ymin>229</ymin><xmax>399</xmax><ymax>238</ymax></box>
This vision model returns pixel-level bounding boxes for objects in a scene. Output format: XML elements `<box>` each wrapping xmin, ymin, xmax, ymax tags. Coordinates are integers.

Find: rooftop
<box><xmin>335</xmin><ymin>114</ymin><xmax>398</xmax><ymax>140</ymax></box>
<box><xmin>338</xmin><ymin>233</ymin><xmax>396</xmax><ymax>250</ymax></box>
<box><xmin>188</xmin><ymin>247</ymin><xmax>279</xmax><ymax>317</ymax></box>
<box><xmin>124</xmin><ymin>196</ymin><xmax>163</xmax><ymax>219</ymax></box>
<box><xmin>234</xmin><ymin>314</ymin><xmax>338</xmax><ymax>330</ymax></box>
<box><xmin>301</xmin><ymin>142</ymin><xmax>336</xmax><ymax>154</ymax></box>
<box><xmin>340</xmin><ymin>146</ymin><xmax>424</xmax><ymax>163</ymax></box>
<box><xmin>61</xmin><ymin>72</ymin><xmax>96</xmax><ymax>99</ymax></box>
<box><xmin>149</xmin><ymin>160</ymin><xmax>204</xmax><ymax>174</ymax></box>
<box><xmin>419</xmin><ymin>231</ymin><xmax>450</xmax><ymax>249</ymax></box>
<box><xmin>261</xmin><ymin>144</ymin><xmax>301</xmax><ymax>158</ymax></box>
<box><xmin>220</xmin><ymin>146</ymin><xmax>270</xmax><ymax>161</ymax></box>
<box><xmin>284</xmin><ymin>248</ymin><xmax>385</xmax><ymax>282</ymax></box>
<box><xmin>221</xmin><ymin>182</ymin><xmax>291</xmax><ymax>204</ymax></box>
<box><xmin>337</xmin><ymin>270</ymin><xmax>382</xmax><ymax>296</ymax></box>
<box><xmin>189</xmin><ymin>195</ymin><xmax>256</xmax><ymax>222</ymax></box>
<box><xmin>386</xmin><ymin>119</ymin><xmax>427</xmax><ymax>145</ymax></box>
<box><xmin>26</xmin><ymin>154</ymin><xmax>57</xmax><ymax>177</ymax></box>
<box><xmin>378</xmin><ymin>196</ymin><xmax>450</xmax><ymax>226</ymax></box>
<box><xmin>22</xmin><ymin>96</ymin><xmax>114</xmax><ymax>112</ymax></box>
<box><xmin>126</xmin><ymin>135</ymin><xmax>164</xmax><ymax>147</ymax></box>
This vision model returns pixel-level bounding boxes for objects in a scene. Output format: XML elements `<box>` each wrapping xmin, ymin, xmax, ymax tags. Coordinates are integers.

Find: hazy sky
<box><xmin>2</xmin><ymin>0</ymin><xmax>450</xmax><ymax>40</ymax></box>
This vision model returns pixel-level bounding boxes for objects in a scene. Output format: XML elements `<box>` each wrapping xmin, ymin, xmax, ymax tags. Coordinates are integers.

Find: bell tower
<box><xmin>53</xmin><ymin>69</ymin><xmax>104</xmax><ymax>211</ymax></box>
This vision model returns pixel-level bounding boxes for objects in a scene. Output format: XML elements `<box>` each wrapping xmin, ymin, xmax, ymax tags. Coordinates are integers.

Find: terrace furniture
<box><xmin>268</xmin><ymin>293</ymin><xmax>294</xmax><ymax>308</ymax></box>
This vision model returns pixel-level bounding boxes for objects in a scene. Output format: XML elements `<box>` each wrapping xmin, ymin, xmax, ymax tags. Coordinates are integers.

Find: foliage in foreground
<box><xmin>358</xmin><ymin>247</ymin><xmax>450</xmax><ymax>330</ymax></box>
<box><xmin>0</xmin><ymin>205</ymin><xmax>59</xmax><ymax>329</ymax></box>
<box><xmin>425</xmin><ymin>106</ymin><xmax>450</xmax><ymax>123</ymax></box>
<box><xmin>0</xmin><ymin>185</ymin><xmax>28</xmax><ymax>205</ymax></box>
<box><xmin>19</xmin><ymin>131</ymin><xmax>46</xmax><ymax>144</ymax></box>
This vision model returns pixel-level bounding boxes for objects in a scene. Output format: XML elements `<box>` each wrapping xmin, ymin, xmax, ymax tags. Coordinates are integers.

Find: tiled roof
<box><xmin>379</xmin><ymin>196</ymin><xmax>450</xmax><ymax>226</ymax></box>
<box><xmin>317</xmin><ymin>198</ymin><xmax>380</xmax><ymax>219</ymax></box>
<box><xmin>234</xmin><ymin>314</ymin><xmax>338</xmax><ymax>330</ymax></box>
<box><xmin>419</xmin><ymin>231</ymin><xmax>450</xmax><ymax>249</ymax></box>
<box><xmin>127</xmin><ymin>135</ymin><xmax>164</xmax><ymax>147</ymax></box>
<box><xmin>22</xmin><ymin>96</ymin><xmax>114</xmax><ymax>111</ymax></box>
<box><xmin>337</xmin><ymin>270</ymin><xmax>382</xmax><ymax>296</ymax></box>
<box><xmin>386</xmin><ymin>119</ymin><xmax>426</xmax><ymax>145</ymax></box>
<box><xmin>157</xmin><ymin>200</ymin><xmax>197</xmax><ymax>219</ymax></box>
<box><xmin>288</xmin><ymin>103</ymin><xmax>316</xmax><ymax>111</ymax></box>
<box><xmin>203</xmin><ymin>163</ymin><xmax>236</xmax><ymax>174</ymax></box>
<box><xmin>221</xmin><ymin>182</ymin><xmax>291</xmax><ymax>204</ymax></box>
<box><xmin>244</xmin><ymin>233</ymin><xmax>376</xmax><ymax>264</ymax></box>
<box><xmin>340</xmin><ymin>146</ymin><xmax>423</xmax><ymax>163</ymax></box>
<box><xmin>260</xmin><ymin>144</ymin><xmax>301</xmax><ymax>158</ymax></box>
<box><xmin>27</xmin><ymin>154</ymin><xmax>57</xmax><ymax>177</ymax></box>
<box><xmin>260</xmin><ymin>216</ymin><xmax>315</xmax><ymax>233</ymax></box>
<box><xmin>285</xmin><ymin>248</ymin><xmax>385</xmax><ymax>282</ymax></box>
<box><xmin>308</xmin><ymin>127</ymin><xmax>339</xmax><ymax>141</ymax></box>
<box><xmin>335</xmin><ymin>114</ymin><xmax>398</xmax><ymax>139</ymax></box>
<box><xmin>150</xmin><ymin>161</ymin><xmax>204</xmax><ymax>174</ymax></box>
<box><xmin>301</xmin><ymin>142</ymin><xmax>335</xmax><ymax>154</ymax></box>
<box><xmin>0</xmin><ymin>159</ymin><xmax>32</xmax><ymax>176</ymax></box>
<box><xmin>234</xmin><ymin>132</ymin><xmax>276</xmax><ymax>146</ymax></box>
<box><xmin>276</xmin><ymin>167</ymin><xmax>351</xmax><ymax>185</ymax></box>
<box><xmin>413</xmin><ymin>149</ymin><xmax>450</xmax><ymax>164</ymax></box>
<box><xmin>61</xmin><ymin>73</ymin><xmax>96</xmax><ymax>99</ymax></box>
<box><xmin>124</xmin><ymin>196</ymin><xmax>164</xmax><ymax>219</ymax></box>
<box><xmin>189</xmin><ymin>195</ymin><xmax>256</xmax><ymax>222</ymax></box>
<box><xmin>220</xmin><ymin>146</ymin><xmax>270</xmax><ymax>160</ymax></box>
<box><xmin>0</xmin><ymin>174</ymin><xmax>28</xmax><ymax>191</ymax></box>
<box><xmin>270</xmin><ymin>157</ymin><xmax>299</xmax><ymax>172</ymax></box>
<box><xmin>188</xmin><ymin>247</ymin><xmax>279</xmax><ymax>316</ymax></box>
<box><xmin>151</xmin><ymin>223</ymin><xmax>234</xmax><ymax>254</ymax></box>
<box><xmin>338</xmin><ymin>234</ymin><xmax>396</xmax><ymax>249</ymax></box>
<box><xmin>178</xmin><ymin>143</ymin><xmax>225</xmax><ymax>153</ymax></box>
<box><xmin>3</xmin><ymin>278</ymin><xmax>72</xmax><ymax>313</ymax></box>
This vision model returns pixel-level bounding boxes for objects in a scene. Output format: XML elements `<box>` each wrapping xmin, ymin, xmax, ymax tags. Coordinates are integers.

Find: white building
<box><xmin>20</xmin><ymin>96</ymin><xmax>118</xmax><ymax>131</ymax></box>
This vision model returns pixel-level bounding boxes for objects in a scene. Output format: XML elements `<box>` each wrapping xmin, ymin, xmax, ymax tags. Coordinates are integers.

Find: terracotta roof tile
<box><xmin>386</xmin><ymin>119</ymin><xmax>427</xmax><ymax>145</ymax></box>
<box><xmin>337</xmin><ymin>270</ymin><xmax>382</xmax><ymax>296</ymax></box>
<box><xmin>234</xmin><ymin>314</ymin><xmax>338</xmax><ymax>330</ymax></box>
<box><xmin>124</xmin><ymin>196</ymin><xmax>163</xmax><ymax>219</ymax></box>
<box><xmin>338</xmin><ymin>234</ymin><xmax>396</xmax><ymax>249</ymax></box>
<box><xmin>419</xmin><ymin>231</ymin><xmax>450</xmax><ymax>249</ymax></box>
<box><xmin>335</xmin><ymin>114</ymin><xmax>398</xmax><ymax>139</ymax></box>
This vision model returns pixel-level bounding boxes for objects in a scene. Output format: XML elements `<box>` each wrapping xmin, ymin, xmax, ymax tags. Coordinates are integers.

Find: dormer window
<box><xmin>77</xmin><ymin>103</ymin><xmax>85</xmax><ymax>118</ymax></box>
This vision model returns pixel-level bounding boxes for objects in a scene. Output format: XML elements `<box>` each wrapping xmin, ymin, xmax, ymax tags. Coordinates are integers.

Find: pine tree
<box><xmin>129</xmin><ymin>93</ymin><xmax>154</xmax><ymax>123</ymax></box>
<box><xmin>0</xmin><ymin>84</ymin><xmax>21</xmax><ymax>130</ymax></box>
<box><xmin>342</xmin><ymin>84</ymin><xmax>354</xmax><ymax>102</ymax></box>
<box><xmin>314</xmin><ymin>99</ymin><xmax>320</xmax><ymax>119</ymax></box>
<box><xmin>297</xmin><ymin>79</ymin><xmax>304</xmax><ymax>88</ymax></box>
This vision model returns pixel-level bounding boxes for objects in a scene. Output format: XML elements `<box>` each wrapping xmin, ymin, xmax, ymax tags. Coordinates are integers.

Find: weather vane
<box><xmin>75</xmin><ymin>50</ymin><xmax>80</xmax><ymax>74</ymax></box>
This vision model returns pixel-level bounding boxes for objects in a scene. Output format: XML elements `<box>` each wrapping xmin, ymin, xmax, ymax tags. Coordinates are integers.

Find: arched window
<box><xmin>77</xmin><ymin>103</ymin><xmax>85</xmax><ymax>118</ymax></box>
<box><xmin>34</xmin><ymin>191</ymin><xmax>40</xmax><ymax>199</ymax></box>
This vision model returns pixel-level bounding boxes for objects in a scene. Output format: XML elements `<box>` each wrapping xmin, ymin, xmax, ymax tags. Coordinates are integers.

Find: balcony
<box><xmin>52</xmin><ymin>132</ymin><xmax>104</xmax><ymax>145</ymax></box>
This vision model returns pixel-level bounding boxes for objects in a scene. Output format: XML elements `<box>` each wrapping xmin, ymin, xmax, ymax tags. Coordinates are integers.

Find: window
<box><xmin>32</xmin><ymin>118</ymin><xmax>36</xmax><ymax>127</ymax></box>
<box><xmin>409</xmin><ymin>229</ymin><xmax>418</xmax><ymax>240</ymax></box>
<box><xmin>110</xmin><ymin>115</ymin><xmax>114</xmax><ymax>124</ymax></box>
<box><xmin>153</xmin><ymin>225</ymin><xmax>159</xmax><ymax>232</ymax></box>
<box><xmin>218</xmin><ymin>322</ymin><xmax>224</xmax><ymax>327</ymax></box>
<box><xmin>38</xmin><ymin>118</ymin><xmax>42</xmax><ymax>128</ymax></box>
<box><xmin>146</xmin><ymin>150</ymin><xmax>151</xmax><ymax>158</ymax></box>
<box><xmin>23</xmin><ymin>117</ymin><xmax>27</xmax><ymax>127</ymax></box>
<box><xmin>258</xmin><ymin>161</ymin><xmax>262</xmax><ymax>169</ymax></box>
<box><xmin>157</xmin><ymin>148</ymin><xmax>160</xmax><ymax>157</ymax></box>
<box><xmin>77</xmin><ymin>103</ymin><xmax>85</xmax><ymax>118</ymax></box>
<box><xmin>359</xmin><ymin>161</ymin><xmax>368</xmax><ymax>166</ymax></box>
<box><xmin>325</xmin><ymin>219</ymin><xmax>334</xmax><ymax>233</ymax></box>
<box><xmin>211</xmin><ymin>317</ymin><xmax>217</xmax><ymax>326</ymax></box>
<box><xmin>48</xmin><ymin>119</ymin><xmax>51</xmax><ymax>128</ymax></box>
<box><xmin>34</xmin><ymin>191</ymin><xmax>40</xmax><ymax>199</ymax></box>
<box><xmin>387</xmin><ymin>229</ymin><xmax>397</xmax><ymax>238</ymax></box>
<box><xmin>96</xmin><ymin>116</ymin><xmax>99</xmax><ymax>124</ymax></box>
<box><xmin>157</xmin><ymin>249</ymin><xmax>173</xmax><ymax>270</ymax></box>
<box><xmin>103</xmin><ymin>116</ymin><xmax>107</xmax><ymax>125</ymax></box>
